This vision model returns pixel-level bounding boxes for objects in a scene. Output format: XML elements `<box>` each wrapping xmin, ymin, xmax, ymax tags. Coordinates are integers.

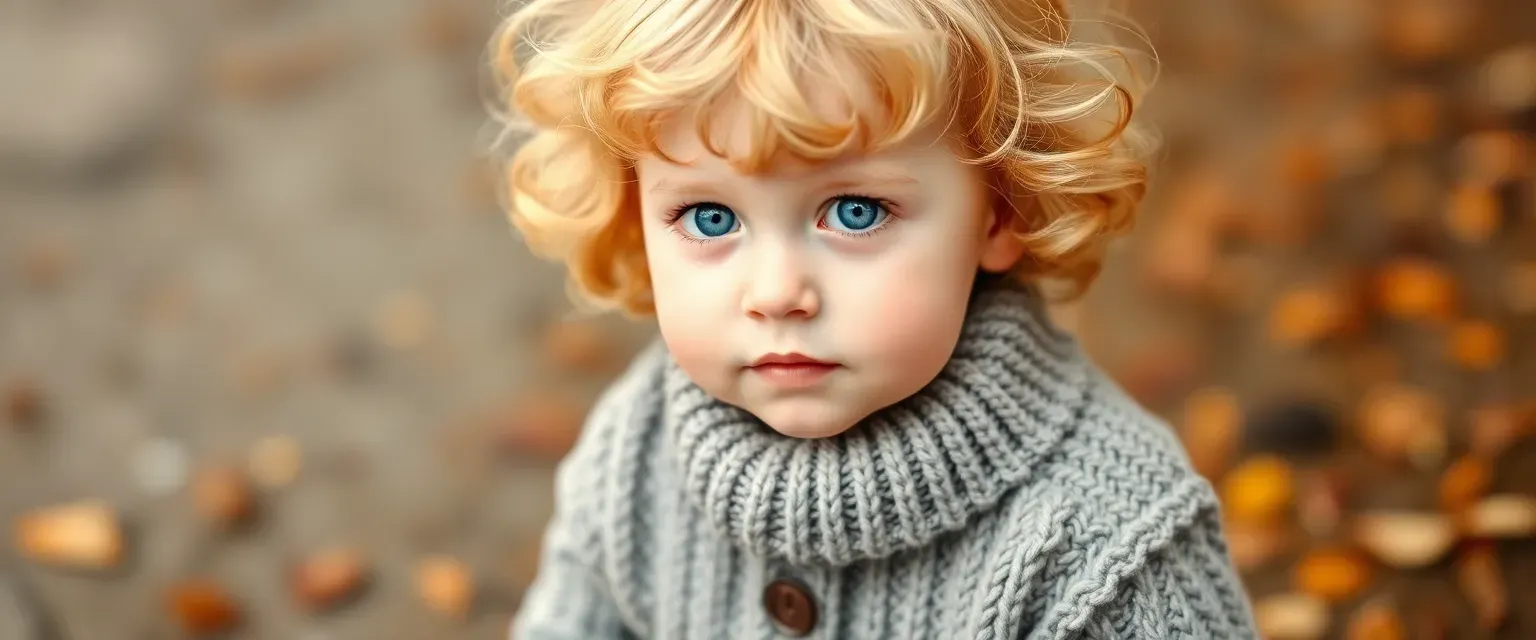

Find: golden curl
<box><xmin>489</xmin><ymin>0</ymin><xmax>1157</xmax><ymax>315</ymax></box>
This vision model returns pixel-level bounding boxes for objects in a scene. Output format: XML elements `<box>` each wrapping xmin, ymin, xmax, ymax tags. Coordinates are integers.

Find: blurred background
<box><xmin>0</xmin><ymin>0</ymin><xmax>1532</xmax><ymax>638</ymax></box>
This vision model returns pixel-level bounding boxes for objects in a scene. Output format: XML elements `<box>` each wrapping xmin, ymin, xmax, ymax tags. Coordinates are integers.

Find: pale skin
<box><xmin>636</xmin><ymin>96</ymin><xmax>1028</xmax><ymax>439</ymax></box>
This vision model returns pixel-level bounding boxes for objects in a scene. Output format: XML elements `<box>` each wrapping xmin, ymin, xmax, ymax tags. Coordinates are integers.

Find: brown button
<box><xmin>763</xmin><ymin>578</ymin><xmax>818</xmax><ymax>636</ymax></box>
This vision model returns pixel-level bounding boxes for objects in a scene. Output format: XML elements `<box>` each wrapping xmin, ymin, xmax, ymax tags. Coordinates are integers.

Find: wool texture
<box><xmin>511</xmin><ymin>276</ymin><xmax>1259</xmax><ymax>639</ymax></box>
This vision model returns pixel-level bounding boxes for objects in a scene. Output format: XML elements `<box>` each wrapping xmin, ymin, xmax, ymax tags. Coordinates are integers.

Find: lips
<box><xmin>748</xmin><ymin>353</ymin><xmax>839</xmax><ymax>388</ymax></box>
<box><xmin>750</xmin><ymin>352</ymin><xmax>834</xmax><ymax>367</ymax></box>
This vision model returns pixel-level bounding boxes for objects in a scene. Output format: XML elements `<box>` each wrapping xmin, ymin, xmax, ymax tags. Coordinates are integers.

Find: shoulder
<box><xmin>983</xmin><ymin>371</ymin><xmax>1232</xmax><ymax>638</ymax></box>
<box><xmin>550</xmin><ymin>338</ymin><xmax>671</xmax><ymax>527</ymax></box>
<box><xmin>566</xmin><ymin>338</ymin><xmax>670</xmax><ymax>457</ymax></box>
<box><xmin>1027</xmin><ymin>368</ymin><xmax>1218</xmax><ymax>529</ymax></box>
<box><xmin>1051</xmin><ymin>370</ymin><xmax>1216</xmax><ymax>530</ymax></box>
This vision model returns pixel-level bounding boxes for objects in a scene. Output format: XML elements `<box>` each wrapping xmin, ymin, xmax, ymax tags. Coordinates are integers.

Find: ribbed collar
<box><xmin>661</xmin><ymin>275</ymin><xmax>1092</xmax><ymax>566</ymax></box>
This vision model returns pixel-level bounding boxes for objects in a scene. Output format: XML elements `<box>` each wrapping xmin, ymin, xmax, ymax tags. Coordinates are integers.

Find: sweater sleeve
<box><xmin>509</xmin><ymin>383</ymin><xmax>634</xmax><ymax>639</ymax></box>
<box><xmin>1078</xmin><ymin>509</ymin><xmax>1258</xmax><ymax>639</ymax></box>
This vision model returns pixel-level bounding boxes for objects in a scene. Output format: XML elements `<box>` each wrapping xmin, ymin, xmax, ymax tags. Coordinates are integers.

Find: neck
<box><xmin>661</xmin><ymin>275</ymin><xmax>1092</xmax><ymax>566</ymax></box>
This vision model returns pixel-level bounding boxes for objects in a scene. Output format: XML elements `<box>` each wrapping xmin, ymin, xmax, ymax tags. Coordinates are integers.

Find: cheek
<box><xmin>842</xmin><ymin>242</ymin><xmax>975</xmax><ymax>373</ymax></box>
<box><xmin>657</xmin><ymin>323</ymin><xmax>719</xmax><ymax>384</ymax></box>
<box><xmin>652</xmin><ymin>276</ymin><xmax>730</xmax><ymax>387</ymax></box>
<box><xmin>644</xmin><ymin>226</ymin><xmax>735</xmax><ymax>376</ymax></box>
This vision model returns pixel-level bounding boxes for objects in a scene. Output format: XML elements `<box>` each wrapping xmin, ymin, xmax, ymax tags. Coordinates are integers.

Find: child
<box><xmin>493</xmin><ymin>0</ymin><xmax>1257</xmax><ymax>637</ymax></box>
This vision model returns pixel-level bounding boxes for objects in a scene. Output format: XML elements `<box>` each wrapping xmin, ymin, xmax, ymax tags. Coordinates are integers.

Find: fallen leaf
<box><xmin>1269</xmin><ymin>287</ymin><xmax>1352</xmax><ymax>347</ymax></box>
<box><xmin>1457</xmin><ymin>130</ymin><xmax>1526</xmax><ymax>186</ymax></box>
<box><xmin>1145</xmin><ymin>227</ymin><xmax>1219</xmax><ymax>295</ymax></box>
<box><xmin>1461</xmin><ymin>494</ymin><xmax>1536</xmax><ymax>539</ymax></box>
<box><xmin>1353</xmin><ymin>511</ymin><xmax>1457</xmax><ymax>568</ymax></box>
<box><xmin>1345</xmin><ymin>598</ymin><xmax>1407</xmax><ymax>640</ymax></box>
<box><xmin>1225</xmin><ymin>519</ymin><xmax>1294</xmax><ymax>572</ymax></box>
<box><xmin>1325</xmin><ymin>107</ymin><xmax>1386</xmax><ymax>178</ymax></box>
<box><xmin>1482</xmin><ymin>45</ymin><xmax>1536</xmax><ymax>113</ymax></box>
<box><xmin>416</xmin><ymin>555</ymin><xmax>474</xmax><ymax>619</ymax></box>
<box><xmin>2</xmin><ymin>380</ymin><xmax>43</xmax><ymax>427</ymax></box>
<box><xmin>1382</xmin><ymin>86</ymin><xmax>1441</xmax><ymax>144</ymax></box>
<box><xmin>1180</xmin><ymin>387</ymin><xmax>1242</xmax><ymax>479</ymax></box>
<box><xmin>1275</xmin><ymin>138</ymin><xmax>1330</xmax><ymax>188</ymax></box>
<box><xmin>1444</xmin><ymin>185</ymin><xmax>1500</xmax><ymax>245</ymax></box>
<box><xmin>1221</xmin><ymin>455</ymin><xmax>1295</xmax><ymax>526</ymax></box>
<box><xmin>1374</xmin><ymin>259</ymin><xmax>1457</xmax><ymax>323</ymax></box>
<box><xmin>1255</xmin><ymin>592</ymin><xmax>1329</xmax><ymax>640</ymax></box>
<box><xmin>1455</xmin><ymin>545</ymin><xmax>1507</xmax><ymax>630</ymax></box>
<box><xmin>248</xmin><ymin>435</ymin><xmax>303</xmax><ymax>489</ymax></box>
<box><xmin>1374</xmin><ymin>160</ymin><xmax>1440</xmax><ymax>223</ymax></box>
<box><xmin>1503</xmin><ymin>261</ymin><xmax>1536</xmax><ymax>315</ymax></box>
<box><xmin>1446</xmin><ymin>320</ymin><xmax>1505</xmax><ymax>371</ymax></box>
<box><xmin>1292</xmin><ymin>546</ymin><xmax>1373</xmax><ymax>603</ymax></box>
<box><xmin>1297</xmin><ymin>468</ymin><xmax>1348</xmax><ymax>538</ymax></box>
<box><xmin>1438</xmin><ymin>456</ymin><xmax>1492</xmax><ymax>513</ymax></box>
<box><xmin>1379</xmin><ymin>0</ymin><xmax>1472</xmax><ymax>62</ymax></box>
<box><xmin>1356</xmin><ymin>385</ymin><xmax>1444</xmax><ymax>464</ymax></box>
<box><xmin>14</xmin><ymin>501</ymin><xmax>124</xmax><ymax>570</ymax></box>
<box><xmin>1469</xmin><ymin>405</ymin><xmax>1524</xmax><ymax>458</ymax></box>
<box><xmin>192</xmin><ymin>467</ymin><xmax>256</xmax><ymax>528</ymax></box>
<box><xmin>291</xmin><ymin>548</ymin><xmax>370</xmax><ymax>613</ymax></box>
<box><xmin>165</xmin><ymin>580</ymin><xmax>241</xmax><ymax>636</ymax></box>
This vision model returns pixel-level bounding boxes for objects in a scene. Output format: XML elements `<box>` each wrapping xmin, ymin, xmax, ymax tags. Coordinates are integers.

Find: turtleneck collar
<box><xmin>661</xmin><ymin>275</ymin><xmax>1092</xmax><ymax>567</ymax></box>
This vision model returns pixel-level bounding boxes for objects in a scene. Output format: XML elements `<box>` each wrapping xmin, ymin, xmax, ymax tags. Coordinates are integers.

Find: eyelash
<box><xmin>662</xmin><ymin>193</ymin><xmax>899</xmax><ymax>244</ymax></box>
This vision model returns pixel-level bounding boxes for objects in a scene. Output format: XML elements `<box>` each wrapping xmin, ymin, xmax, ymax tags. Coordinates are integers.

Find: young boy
<box><xmin>492</xmin><ymin>0</ymin><xmax>1258</xmax><ymax>637</ymax></box>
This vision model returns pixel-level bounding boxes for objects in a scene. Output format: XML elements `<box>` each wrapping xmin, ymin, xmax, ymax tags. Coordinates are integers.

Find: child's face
<box><xmin>636</xmin><ymin>100</ymin><xmax>1024</xmax><ymax>439</ymax></box>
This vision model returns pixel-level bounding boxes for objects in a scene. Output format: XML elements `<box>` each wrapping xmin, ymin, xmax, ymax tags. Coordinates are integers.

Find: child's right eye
<box><xmin>675</xmin><ymin>203</ymin><xmax>740</xmax><ymax>240</ymax></box>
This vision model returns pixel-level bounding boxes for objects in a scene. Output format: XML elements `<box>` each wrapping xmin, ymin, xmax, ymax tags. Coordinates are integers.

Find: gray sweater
<box><xmin>511</xmin><ymin>278</ymin><xmax>1258</xmax><ymax>639</ymax></box>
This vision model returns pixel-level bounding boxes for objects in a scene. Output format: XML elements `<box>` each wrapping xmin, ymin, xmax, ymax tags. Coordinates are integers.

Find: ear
<box><xmin>978</xmin><ymin>201</ymin><xmax>1028</xmax><ymax>273</ymax></box>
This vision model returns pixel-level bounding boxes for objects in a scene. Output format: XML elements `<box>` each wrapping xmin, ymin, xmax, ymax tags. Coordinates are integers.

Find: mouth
<box><xmin>747</xmin><ymin>353</ymin><xmax>840</xmax><ymax>388</ymax></box>
<box><xmin>750</xmin><ymin>352</ymin><xmax>835</xmax><ymax>367</ymax></box>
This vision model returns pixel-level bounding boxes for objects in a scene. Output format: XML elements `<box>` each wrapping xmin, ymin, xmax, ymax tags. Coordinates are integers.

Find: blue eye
<box><xmin>822</xmin><ymin>196</ymin><xmax>888</xmax><ymax>234</ymax></box>
<box><xmin>679</xmin><ymin>204</ymin><xmax>739</xmax><ymax>238</ymax></box>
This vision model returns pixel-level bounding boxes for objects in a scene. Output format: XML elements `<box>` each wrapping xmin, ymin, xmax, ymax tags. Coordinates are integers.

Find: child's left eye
<box><xmin>819</xmin><ymin>196</ymin><xmax>889</xmax><ymax>234</ymax></box>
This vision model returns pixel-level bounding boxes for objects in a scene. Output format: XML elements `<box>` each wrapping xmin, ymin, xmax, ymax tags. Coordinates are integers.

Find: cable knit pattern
<box><xmin>511</xmin><ymin>276</ymin><xmax>1259</xmax><ymax>640</ymax></box>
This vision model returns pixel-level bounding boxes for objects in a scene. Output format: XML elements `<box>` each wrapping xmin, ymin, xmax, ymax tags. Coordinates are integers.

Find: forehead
<box><xmin>647</xmin><ymin>108</ymin><xmax>958</xmax><ymax>185</ymax></box>
<box><xmin>646</xmin><ymin>55</ymin><xmax>949</xmax><ymax>176</ymax></box>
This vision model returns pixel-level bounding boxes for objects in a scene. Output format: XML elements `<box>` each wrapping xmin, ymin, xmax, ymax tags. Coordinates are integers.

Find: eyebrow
<box><xmin>646</xmin><ymin>178</ymin><xmax>726</xmax><ymax>197</ymax></box>
<box><xmin>819</xmin><ymin>170</ymin><xmax>919</xmax><ymax>191</ymax></box>
<box><xmin>646</xmin><ymin>169</ymin><xmax>918</xmax><ymax>196</ymax></box>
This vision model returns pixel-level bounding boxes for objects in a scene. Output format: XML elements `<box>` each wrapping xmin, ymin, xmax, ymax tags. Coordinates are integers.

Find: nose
<box><xmin>742</xmin><ymin>246</ymin><xmax>820</xmax><ymax>321</ymax></box>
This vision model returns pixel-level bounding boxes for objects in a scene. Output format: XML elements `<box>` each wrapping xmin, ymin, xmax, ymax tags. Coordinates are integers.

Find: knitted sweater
<box><xmin>511</xmin><ymin>277</ymin><xmax>1258</xmax><ymax>639</ymax></box>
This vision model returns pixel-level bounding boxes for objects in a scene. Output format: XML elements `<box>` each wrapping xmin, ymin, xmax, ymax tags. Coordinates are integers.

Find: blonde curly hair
<box><xmin>489</xmin><ymin>0</ymin><xmax>1156</xmax><ymax>315</ymax></box>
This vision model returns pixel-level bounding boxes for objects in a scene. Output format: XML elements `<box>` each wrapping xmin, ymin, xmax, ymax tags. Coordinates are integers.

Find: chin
<box><xmin>754</xmin><ymin>402</ymin><xmax>864</xmax><ymax>439</ymax></box>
